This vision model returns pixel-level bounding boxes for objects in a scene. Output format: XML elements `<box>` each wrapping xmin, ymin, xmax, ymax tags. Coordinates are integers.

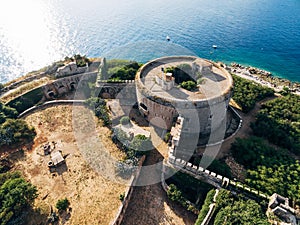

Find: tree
<box><xmin>0</xmin><ymin>172</ymin><xmax>38</xmax><ymax>225</ymax></box>
<box><xmin>129</xmin><ymin>134</ymin><xmax>152</xmax><ymax>155</ymax></box>
<box><xmin>56</xmin><ymin>198</ymin><xmax>70</xmax><ymax>211</ymax></box>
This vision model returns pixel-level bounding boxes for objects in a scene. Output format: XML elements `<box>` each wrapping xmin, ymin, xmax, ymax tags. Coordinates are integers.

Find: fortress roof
<box><xmin>137</xmin><ymin>56</ymin><xmax>233</xmax><ymax>102</ymax></box>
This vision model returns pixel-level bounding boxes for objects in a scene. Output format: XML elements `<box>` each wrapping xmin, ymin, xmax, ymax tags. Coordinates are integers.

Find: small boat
<box><xmin>166</xmin><ymin>35</ymin><xmax>170</xmax><ymax>41</ymax></box>
<box><xmin>212</xmin><ymin>45</ymin><xmax>217</xmax><ymax>49</ymax></box>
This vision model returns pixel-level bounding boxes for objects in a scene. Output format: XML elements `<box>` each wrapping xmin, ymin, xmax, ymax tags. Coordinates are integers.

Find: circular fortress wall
<box><xmin>136</xmin><ymin>56</ymin><xmax>233</xmax><ymax>144</ymax></box>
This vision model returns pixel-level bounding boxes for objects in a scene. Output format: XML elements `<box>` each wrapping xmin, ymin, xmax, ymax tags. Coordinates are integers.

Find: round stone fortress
<box><xmin>135</xmin><ymin>55</ymin><xmax>233</xmax><ymax>146</ymax></box>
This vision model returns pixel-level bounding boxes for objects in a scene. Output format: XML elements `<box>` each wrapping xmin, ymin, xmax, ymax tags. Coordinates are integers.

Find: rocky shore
<box><xmin>224</xmin><ymin>62</ymin><xmax>300</xmax><ymax>95</ymax></box>
<box><xmin>1</xmin><ymin>58</ymin><xmax>300</xmax><ymax>98</ymax></box>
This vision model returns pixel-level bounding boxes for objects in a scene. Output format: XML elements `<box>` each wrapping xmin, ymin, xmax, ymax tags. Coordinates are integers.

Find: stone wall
<box><xmin>167</xmin><ymin>155</ymin><xmax>269</xmax><ymax>201</ymax></box>
<box><xmin>110</xmin><ymin>155</ymin><xmax>146</xmax><ymax>225</ymax></box>
<box><xmin>42</xmin><ymin>72</ymin><xmax>97</xmax><ymax>99</ymax></box>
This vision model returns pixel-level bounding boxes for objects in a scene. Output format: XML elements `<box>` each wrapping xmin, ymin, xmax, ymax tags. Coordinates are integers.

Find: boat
<box><xmin>166</xmin><ymin>35</ymin><xmax>170</xmax><ymax>41</ymax></box>
<box><xmin>212</xmin><ymin>45</ymin><xmax>217</xmax><ymax>49</ymax></box>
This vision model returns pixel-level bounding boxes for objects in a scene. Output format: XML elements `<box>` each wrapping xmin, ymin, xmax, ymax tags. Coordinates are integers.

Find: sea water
<box><xmin>0</xmin><ymin>0</ymin><xmax>299</xmax><ymax>83</ymax></box>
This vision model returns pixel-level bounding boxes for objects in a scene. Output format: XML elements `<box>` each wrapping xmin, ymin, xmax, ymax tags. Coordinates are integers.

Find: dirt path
<box><xmin>121</xmin><ymin>149</ymin><xmax>197</xmax><ymax>225</ymax></box>
<box><xmin>217</xmin><ymin>96</ymin><xmax>277</xmax><ymax>159</ymax></box>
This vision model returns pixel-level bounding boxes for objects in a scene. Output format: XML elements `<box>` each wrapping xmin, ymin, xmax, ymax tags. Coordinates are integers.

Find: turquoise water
<box><xmin>0</xmin><ymin>0</ymin><xmax>299</xmax><ymax>83</ymax></box>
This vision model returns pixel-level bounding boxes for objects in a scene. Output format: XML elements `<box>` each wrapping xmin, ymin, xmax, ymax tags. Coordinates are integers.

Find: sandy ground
<box><xmin>13</xmin><ymin>105</ymin><xmax>128</xmax><ymax>225</ymax></box>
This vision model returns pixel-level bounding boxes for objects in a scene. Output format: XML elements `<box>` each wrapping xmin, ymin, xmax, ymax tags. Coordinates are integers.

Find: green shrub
<box><xmin>180</xmin><ymin>81</ymin><xmax>197</xmax><ymax>91</ymax></box>
<box><xmin>0</xmin><ymin>119</ymin><xmax>36</xmax><ymax>146</ymax></box>
<box><xmin>231</xmin><ymin>137</ymin><xmax>300</xmax><ymax>204</ymax></box>
<box><xmin>119</xmin><ymin>192</ymin><xmax>125</xmax><ymax>201</ymax></box>
<box><xmin>85</xmin><ymin>97</ymin><xmax>111</xmax><ymax>126</ymax></box>
<box><xmin>56</xmin><ymin>198</ymin><xmax>70</xmax><ymax>211</ymax></box>
<box><xmin>107</xmin><ymin>61</ymin><xmax>141</xmax><ymax>81</ymax></box>
<box><xmin>164</xmin><ymin>132</ymin><xmax>171</xmax><ymax>143</ymax></box>
<box><xmin>167</xmin><ymin>184</ymin><xmax>187</xmax><ymax>208</ymax></box>
<box><xmin>120</xmin><ymin>116</ymin><xmax>130</xmax><ymax>125</ymax></box>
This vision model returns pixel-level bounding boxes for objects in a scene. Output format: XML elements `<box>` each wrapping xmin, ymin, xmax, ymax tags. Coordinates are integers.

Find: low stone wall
<box><xmin>0</xmin><ymin>72</ymin><xmax>47</xmax><ymax>94</ymax></box>
<box><xmin>167</xmin><ymin>155</ymin><xmax>269</xmax><ymax>201</ymax></box>
<box><xmin>110</xmin><ymin>155</ymin><xmax>146</xmax><ymax>225</ymax></box>
<box><xmin>18</xmin><ymin>100</ymin><xmax>86</xmax><ymax>118</ymax></box>
<box><xmin>200</xmin><ymin>189</ymin><xmax>219</xmax><ymax>225</ymax></box>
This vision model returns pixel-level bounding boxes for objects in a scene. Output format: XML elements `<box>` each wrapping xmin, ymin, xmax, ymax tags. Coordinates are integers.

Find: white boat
<box><xmin>212</xmin><ymin>45</ymin><xmax>217</xmax><ymax>49</ymax></box>
<box><xmin>166</xmin><ymin>35</ymin><xmax>170</xmax><ymax>41</ymax></box>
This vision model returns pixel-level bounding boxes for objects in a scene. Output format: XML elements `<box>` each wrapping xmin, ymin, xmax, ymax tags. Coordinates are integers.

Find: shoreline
<box><xmin>222</xmin><ymin>62</ymin><xmax>300</xmax><ymax>95</ymax></box>
<box><xmin>1</xmin><ymin>58</ymin><xmax>300</xmax><ymax>99</ymax></box>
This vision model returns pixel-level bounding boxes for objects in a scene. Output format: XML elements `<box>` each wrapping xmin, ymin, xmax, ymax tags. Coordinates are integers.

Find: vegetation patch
<box><xmin>251</xmin><ymin>94</ymin><xmax>300</xmax><ymax>154</ymax></box>
<box><xmin>7</xmin><ymin>87</ymin><xmax>43</xmax><ymax>114</ymax></box>
<box><xmin>231</xmin><ymin>137</ymin><xmax>300</xmax><ymax>205</ymax></box>
<box><xmin>56</xmin><ymin>198</ymin><xmax>70</xmax><ymax>211</ymax></box>
<box><xmin>194</xmin><ymin>189</ymin><xmax>216</xmax><ymax>225</ymax></box>
<box><xmin>99</xmin><ymin>59</ymin><xmax>142</xmax><ymax>81</ymax></box>
<box><xmin>232</xmin><ymin>74</ymin><xmax>274</xmax><ymax>112</ymax></box>
<box><xmin>166</xmin><ymin>170</ymin><xmax>214</xmax><ymax>208</ymax></box>
<box><xmin>164</xmin><ymin>64</ymin><xmax>200</xmax><ymax>91</ymax></box>
<box><xmin>112</xmin><ymin>128</ymin><xmax>152</xmax><ymax>178</ymax></box>
<box><xmin>64</xmin><ymin>54</ymin><xmax>90</xmax><ymax>67</ymax></box>
<box><xmin>180</xmin><ymin>80</ymin><xmax>197</xmax><ymax>91</ymax></box>
<box><xmin>213</xmin><ymin>190</ymin><xmax>269</xmax><ymax>225</ymax></box>
<box><xmin>85</xmin><ymin>97</ymin><xmax>111</xmax><ymax>126</ymax></box>
<box><xmin>0</xmin><ymin>102</ymin><xmax>35</xmax><ymax>147</ymax></box>
<box><xmin>0</xmin><ymin>171</ymin><xmax>38</xmax><ymax>225</ymax></box>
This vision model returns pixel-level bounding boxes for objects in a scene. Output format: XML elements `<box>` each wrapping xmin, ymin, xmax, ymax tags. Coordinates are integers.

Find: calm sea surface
<box><xmin>0</xmin><ymin>0</ymin><xmax>299</xmax><ymax>83</ymax></box>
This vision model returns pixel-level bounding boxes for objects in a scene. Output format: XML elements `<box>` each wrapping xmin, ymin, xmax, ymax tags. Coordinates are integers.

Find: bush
<box><xmin>56</xmin><ymin>198</ymin><xmax>70</xmax><ymax>211</ymax></box>
<box><xmin>180</xmin><ymin>81</ymin><xmax>197</xmax><ymax>91</ymax></box>
<box><xmin>230</xmin><ymin>137</ymin><xmax>300</xmax><ymax>204</ymax></box>
<box><xmin>120</xmin><ymin>116</ymin><xmax>130</xmax><ymax>125</ymax></box>
<box><xmin>119</xmin><ymin>192</ymin><xmax>125</xmax><ymax>201</ymax></box>
<box><xmin>164</xmin><ymin>132</ymin><xmax>171</xmax><ymax>143</ymax></box>
<box><xmin>85</xmin><ymin>97</ymin><xmax>111</xmax><ymax>126</ymax></box>
<box><xmin>167</xmin><ymin>184</ymin><xmax>187</xmax><ymax>208</ymax></box>
<box><xmin>107</xmin><ymin>61</ymin><xmax>142</xmax><ymax>81</ymax></box>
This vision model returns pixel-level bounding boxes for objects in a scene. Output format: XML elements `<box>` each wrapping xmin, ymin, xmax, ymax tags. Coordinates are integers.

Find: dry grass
<box><xmin>1</xmin><ymin>77</ymin><xmax>50</xmax><ymax>103</ymax></box>
<box><xmin>13</xmin><ymin>105</ymin><xmax>128</xmax><ymax>225</ymax></box>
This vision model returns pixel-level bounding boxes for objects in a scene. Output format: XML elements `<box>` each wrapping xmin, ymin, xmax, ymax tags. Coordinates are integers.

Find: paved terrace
<box><xmin>139</xmin><ymin>56</ymin><xmax>232</xmax><ymax>101</ymax></box>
